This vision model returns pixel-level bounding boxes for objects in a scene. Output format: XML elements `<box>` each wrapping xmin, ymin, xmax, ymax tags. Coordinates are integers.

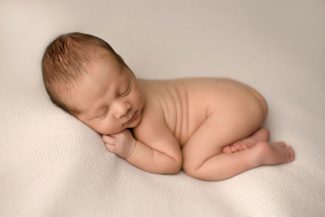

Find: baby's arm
<box><xmin>103</xmin><ymin>121</ymin><xmax>182</xmax><ymax>174</ymax></box>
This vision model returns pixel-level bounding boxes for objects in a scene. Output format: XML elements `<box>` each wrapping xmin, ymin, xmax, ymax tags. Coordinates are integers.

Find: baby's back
<box><xmin>138</xmin><ymin>78</ymin><xmax>267</xmax><ymax>146</ymax></box>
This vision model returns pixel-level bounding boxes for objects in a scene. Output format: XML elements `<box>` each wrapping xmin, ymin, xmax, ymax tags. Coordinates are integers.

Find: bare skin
<box><xmin>223</xmin><ymin>128</ymin><xmax>270</xmax><ymax>154</ymax></box>
<box><xmin>62</xmin><ymin>48</ymin><xmax>295</xmax><ymax>181</ymax></box>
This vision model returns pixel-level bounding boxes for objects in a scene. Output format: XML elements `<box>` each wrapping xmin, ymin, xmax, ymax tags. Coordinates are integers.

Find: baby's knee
<box><xmin>182</xmin><ymin>162</ymin><xmax>219</xmax><ymax>181</ymax></box>
<box><xmin>182</xmin><ymin>156</ymin><xmax>208</xmax><ymax>180</ymax></box>
<box><xmin>182</xmin><ymin>163</ymin><xmax>200</xmax><ymax>179</ymax></box>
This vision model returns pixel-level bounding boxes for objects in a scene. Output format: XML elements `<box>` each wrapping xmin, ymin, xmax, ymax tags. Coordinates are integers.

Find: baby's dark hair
<box><xmin>42</xmin><ymin>32</ymin><xmax>126</xmax><ymax>113</ymax></box>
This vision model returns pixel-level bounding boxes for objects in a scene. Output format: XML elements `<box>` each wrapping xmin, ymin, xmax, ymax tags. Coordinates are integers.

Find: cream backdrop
<box><xmin>1</xmin><ymin>0</ymin><xmax>325</xmax><ymax>217</ymax></box>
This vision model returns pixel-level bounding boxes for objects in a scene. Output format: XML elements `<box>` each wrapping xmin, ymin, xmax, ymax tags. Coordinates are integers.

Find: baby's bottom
<box><xmin>182</xmin><ymin>95</ymin><xmax>294</xmax><ymax>181</ymax></box>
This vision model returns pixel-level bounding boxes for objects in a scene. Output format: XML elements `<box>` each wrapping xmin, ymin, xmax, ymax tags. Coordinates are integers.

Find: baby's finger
<box><xmin>105</xmin><ymin>143</ymin><xmax>115</xmax><ymax>152</ymax></box>
<box><xmin>102</xmin><ymin>135</ymin><xmax>114</xmax><ymax>143</ymax></box>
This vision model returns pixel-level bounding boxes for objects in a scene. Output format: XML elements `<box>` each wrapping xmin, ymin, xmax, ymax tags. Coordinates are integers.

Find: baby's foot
<box><xmin>223</xmin><ymin>128</ymin><xmax>270</xmax><ymax>154</ymax></box>
<box><xmin>254</xmin><ymin>141</ymin><xmax>295</xmax><ymax>166</ymax></box>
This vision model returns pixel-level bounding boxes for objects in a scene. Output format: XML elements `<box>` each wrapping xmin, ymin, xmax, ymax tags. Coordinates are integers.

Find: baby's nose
<box><xmin>112</xmin><ymin>101</ymin><xmax>131</xmax><ymax>119</ymax></box>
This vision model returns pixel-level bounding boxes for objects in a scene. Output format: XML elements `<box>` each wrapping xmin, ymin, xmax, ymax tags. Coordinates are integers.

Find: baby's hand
<box><xmin>102</xmin><ymin>129</ymin><xmax>136</xmax><ymax>159</ymax></box>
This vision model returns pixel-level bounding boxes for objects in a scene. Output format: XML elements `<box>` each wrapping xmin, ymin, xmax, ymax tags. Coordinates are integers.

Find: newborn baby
<box><xmin>42</xmin><ymin>32</ymin><xmax>294</xmax><ymax>181</ymax></box>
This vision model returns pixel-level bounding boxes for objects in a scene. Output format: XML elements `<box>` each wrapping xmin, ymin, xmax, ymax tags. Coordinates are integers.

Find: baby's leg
<box><xmin>182</xmin><ymin>113</ymin><xmax>294</xmax><ymax>181</ymax></box>
<box><xmin>222</xmin><ymin>128</ymin><xmax>270</xmax><ymax>154</ymax></box>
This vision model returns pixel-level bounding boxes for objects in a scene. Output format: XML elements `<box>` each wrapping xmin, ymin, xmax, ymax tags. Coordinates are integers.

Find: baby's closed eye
<box><xmin>119</xmin><ymin>82</ymin><xmax>132</xmax><ymax>97</ymax></box>
<box><xmin>96</xmin><ymin>107</ymin><xmax>109</xmax><ymax>119</ymax></box>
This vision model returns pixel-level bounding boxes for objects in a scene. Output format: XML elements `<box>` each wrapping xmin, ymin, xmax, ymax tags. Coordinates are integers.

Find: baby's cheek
<box><xmin>85</xmin><ymin>120</ymin><xmax>108</xmax><ymax>135</ymax></box>
<box><xmin>134</xmin><ymin>92</ymin><xmax>145</xmax><ymax>108</ymax></box>
<box><xmin>131</xmin><ymin>85</ymin><xmax>142</xmax><ymax>100</ymax></box>
<box><xmin>96</xmin><ymin>123</ymin><xmax>113</xmax><ymax>135</ymax></box>
<box><xmin>97</xmin><ymin>121</ymin><xmax>126</xmax><ymax>135</ymax></box>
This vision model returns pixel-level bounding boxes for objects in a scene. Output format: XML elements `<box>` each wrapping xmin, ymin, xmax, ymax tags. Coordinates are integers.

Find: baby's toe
<box><xmin>223</xmin><ymin>146</ymin><xmax>232</xmax><ymax>154</ymax></box>
<box><xmin>230</xmin><ymin>146</ymin><xmax>237</xmax><ymax>153</ymax></box>
<box><xmin>239</xmin><ymin>144</ymin><xmax>247</xmax><ymax>150</ymax></box>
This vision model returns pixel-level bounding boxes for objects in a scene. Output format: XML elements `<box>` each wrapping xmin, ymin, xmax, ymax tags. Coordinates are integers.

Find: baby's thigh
<box><xmin>182</xmin><ymin>104</ymin><xmax>265</xmax><ymax>168</ymax></box>
<box><xmin>210</xmin><ymin>84</ymin><xmax>267</xmax><ymax>134</ymax></box>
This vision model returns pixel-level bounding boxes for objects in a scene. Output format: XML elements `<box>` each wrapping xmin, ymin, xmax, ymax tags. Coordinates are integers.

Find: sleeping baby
<box><xmin>42</xmin><ymin>32</ymin><xmax>294</xmax><ymax>181</ymax></box>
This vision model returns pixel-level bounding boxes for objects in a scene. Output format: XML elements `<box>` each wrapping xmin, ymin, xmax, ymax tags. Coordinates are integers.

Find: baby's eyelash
<box><xmin>97</xmin><ymin>107</ymin><xmax>109</xmax><ymax>119</ymax></box>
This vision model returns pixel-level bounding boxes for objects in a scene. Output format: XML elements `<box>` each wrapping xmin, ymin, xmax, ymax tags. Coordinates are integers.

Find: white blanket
<box><xmin>1</xmin><ymin>0</ymin><xmax>325</xmax><ymax>216</ymax></box>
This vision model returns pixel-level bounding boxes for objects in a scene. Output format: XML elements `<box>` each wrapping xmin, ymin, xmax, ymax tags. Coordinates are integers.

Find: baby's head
<box><xmin>42</xmin><ymin>32</ymin><xmax>125</xmax><ymax>113</ymax></box>
<box><xmin>42</xmin><ymin>32</ymin><xmax>144</xmax><ymax>134</ymax></box>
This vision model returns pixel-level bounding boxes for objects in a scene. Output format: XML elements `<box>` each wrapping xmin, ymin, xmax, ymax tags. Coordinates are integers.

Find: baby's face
<box><xmin>63</xmin><ymin>49</ymin><xmax>145</xmax><ymax>135</ymax></box>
